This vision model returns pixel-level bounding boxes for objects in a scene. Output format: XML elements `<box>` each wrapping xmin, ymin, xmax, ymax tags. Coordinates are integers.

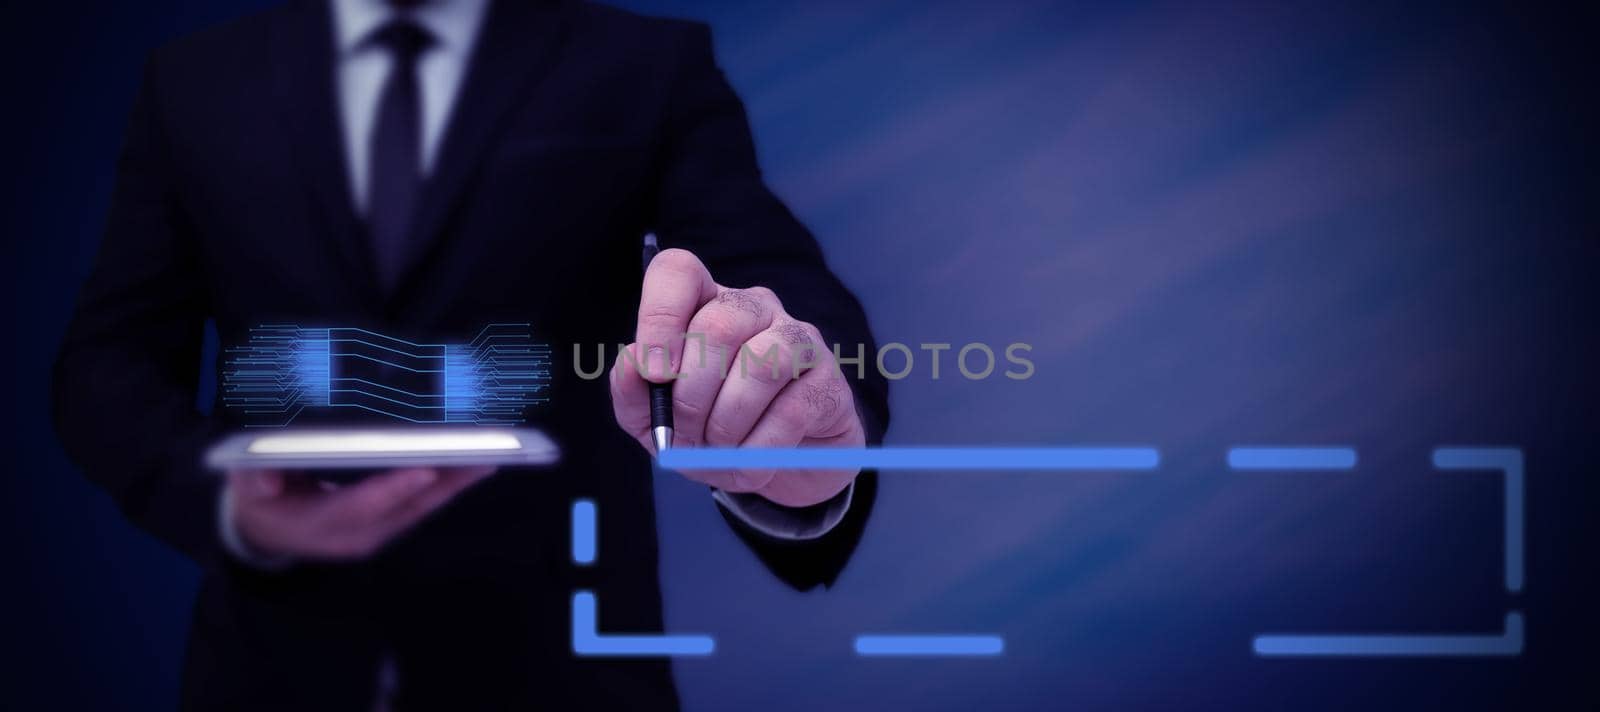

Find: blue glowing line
<box><xmin>657</xmin><ymin>447</ymin><xmax>1159</xmax><ymax>471</ymax></box>
<box><xmin>1433</xmin><ymin>447</ymin><xmax>1524</xmax><ymax>593</ymax></box>
<box><xmin>330</xmin><ymin>352</ymin><xmax>445</xmax><ymax>373</ymax></box>
<box><xmin>327</xmin><ymin>339</ymin><xmax>445</xmax><ymax>360</ymax></box>
<box><xmin>1227</xmin><ymin>447</ymin><xmax>1358</xmax><ymax>470</ymax></box>
<box><xmin>571</xmin><ymin>591</ymin><xmax>714</xmax><ymax>657</ymax></box>
<box><xmin>328</xmin><ymin>389</ymin><xmax>449</xmax><ymax>410</ymax></box>
<box><xmin>329</xmin><ymin>377</ymin><xmax>447</xmax><ymax>400</ymax></box>
<box><xmin>572</xmin><ymin>499</ymin><xmax>596</xmax><ymax>565</ymax></box>
<box><xmin>239</xmin><ymin>405</ymin><xmax>308</xmax><ymax>426</ymax></box>
<box><xmin>853</xmin><ymin>635</ymin><xmax>1005</xmax><ymax>656</ymax></box>
<box><xmin>221</xmin><ymin>329</ymin><xmax>331</xmax><ymax>423</ymax></box>
<box><xmin>1253</xmin><ymin>612</ymin><xmax>1523</xmax><ymax>657</ymax></box>
<box><xmin>338</xmin><ymin>402</ymin><xmax>440</xmax><ymax>424</ymax></box>
<box><xmin>331</xmin><ymin>327</ymin><xmax>446</xmax><ymax>350</ymax></box>
<box><xmin>465</xmin><ymin>322</ymin><xmax>532</xmax><ymax>348</ymax></box>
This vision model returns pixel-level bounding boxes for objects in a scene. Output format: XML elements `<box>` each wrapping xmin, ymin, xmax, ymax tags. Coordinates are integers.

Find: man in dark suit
<box><xmin>51</xmin><ymin>0</ymin><xmax>889</xmax><ymax>708</ymax></box>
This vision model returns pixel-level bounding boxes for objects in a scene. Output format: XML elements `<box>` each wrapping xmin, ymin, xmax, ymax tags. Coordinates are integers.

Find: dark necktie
<box><xmin>367</xmin><ymin>19</ymin><xmax>434</xmax><ymax>292</ymax></box>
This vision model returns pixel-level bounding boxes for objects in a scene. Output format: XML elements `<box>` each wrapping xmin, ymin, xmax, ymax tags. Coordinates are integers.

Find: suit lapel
<box><xmin>391</xmin><ymin>0</ymin><xmax>573</xmax><ymax>299</ymax></box>
<box><xmin>269</xmin><ymin>0</ymin><xmax>383</xmax><ymax>309</ymax></box>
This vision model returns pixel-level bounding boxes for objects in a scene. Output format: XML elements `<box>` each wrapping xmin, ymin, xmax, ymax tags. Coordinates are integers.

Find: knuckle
<box><xmin>715</xmin><ymin>288</ymin><xmax>768</xmax><ymax>319</ymax></box>
<box><xmin>655</xmin><ymin>247</ymin><xmax>701</xmax><ymax>270</ymax></box>
<box><xmin>745</xmin><ymin>285</ymin><xmax>779</xmax><ymax>306</ymax></box>
<box><xmin>800</xmin><ymin>321</ymin><xmax>826</xmax><ymax>345</ymax></box>
<box><xmin>803</xmin><ymin>380</ymin><xmax>843</xmax><ymax>419</ymax></box>
<box><xmin>770</xmin><ymin>319</ymin><xmax>813</xmax><ymax>346</ymax></box>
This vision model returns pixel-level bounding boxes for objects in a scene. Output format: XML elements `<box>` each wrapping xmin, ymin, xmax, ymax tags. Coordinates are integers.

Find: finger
<box><xmin>324</xmin><ymin>467</ymin><xmax>439</xmax><ymax>525</ymax></box>
<box><xmin>742</xmin><ymin>369</ymin><xmax>855</xmax><ymax>448</ymax></box>
<box><xmin>742</xmin><ymin>370</ymin><xmax>863</xmax><ymax>505</ymax></box>
<box><xmin>671</xmin><ymin>464</ymin><xmax>745</xmax><ymax>492</ymax></box>
<box><xmin>729</xmin><ymin>366</ymin><xmax>846</xmax><ymax>492</ymax></box>
<box><xmin>613</xmin><ymin>353</ymin><xmax>741</xmax><ymax>482</ymax></box>
<box><xmin>228</xmin><ymin>469</ymin><xmax>284</xmax><ymax>500</ymax></box>
<box><xmin>610</xmin><ymin>345</ymin><xmax>652</xmax><ymax>442</ymax></box>
<box><xmin>635</xmin><ymin>248</ymin><xmax>719</xmax><ymax>382</ymax></box>
<box><xmin>702</xmin><ymin>318</ymin><xmax>816</xmax><ymax>447</ymax></box>
<box><xmin>752</xmin><ymin>460</ymin><xmax>859</xmax><ymax>508</ymax></box>
<box><xmin>673</xmin><ymin>286</ymin><xmax>781</xmax><ymax>446</ymax></box>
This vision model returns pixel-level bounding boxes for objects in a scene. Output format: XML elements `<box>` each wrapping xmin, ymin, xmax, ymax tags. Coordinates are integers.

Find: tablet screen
<box><xmin>247</xmin><ymin>431</ymin><xmax>523</xmax><ymax>455</ymax></box>
<box><xmin>206</xmin><ymin>427</ymin><xmax>559</xmax><ymax>471</ymax></box>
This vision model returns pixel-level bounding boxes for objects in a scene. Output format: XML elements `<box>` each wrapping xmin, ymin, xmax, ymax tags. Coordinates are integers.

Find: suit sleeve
<box><xmin>651</xmin><ymin>23</ymin><xmax>890</xmax><ymax>590</ymax></box>
<box><xmin>52</xmin><ymin>53</ymin><xmax>223</xmax><ymax>567</ymax></box>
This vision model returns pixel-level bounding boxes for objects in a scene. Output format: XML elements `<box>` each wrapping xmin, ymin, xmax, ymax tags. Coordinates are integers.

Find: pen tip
<box><xmin>652</xmin><ymin>426</ymin><xmax>673</xmax><ymax>454</ymax></box>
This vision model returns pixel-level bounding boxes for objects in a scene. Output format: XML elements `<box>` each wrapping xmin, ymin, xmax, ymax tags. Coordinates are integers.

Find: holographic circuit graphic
<box><xmin>222</xmin><ymin>324</ymin><xmax>551</xmax><ymax>426</ymax></box>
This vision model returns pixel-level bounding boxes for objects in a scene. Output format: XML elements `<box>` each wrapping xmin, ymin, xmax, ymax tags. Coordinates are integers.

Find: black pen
<box><xmin>641</xmin><ymin>233</ymin><xmax>673</xmax><ymax>453</ymax></box>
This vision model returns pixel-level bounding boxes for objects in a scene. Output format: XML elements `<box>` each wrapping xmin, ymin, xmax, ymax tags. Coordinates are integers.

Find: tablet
<box><xmin>205</xmin><ymin>427</ymin><xmax>560</xmax><ymax>471</ymax></box>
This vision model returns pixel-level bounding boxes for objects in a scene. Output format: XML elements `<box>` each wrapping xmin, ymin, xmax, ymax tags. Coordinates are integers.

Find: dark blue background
<box><xmin>6</xmin><ymin>0</ymin><xmax>1596</xmax><ymax>709</ymax></box>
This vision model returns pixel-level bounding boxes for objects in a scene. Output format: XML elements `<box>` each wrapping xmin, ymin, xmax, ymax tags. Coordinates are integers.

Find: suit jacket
<box><xmin>51</xmin><ymin>1</ymin><xmax>890</xmax><ymax>708</ymax></box>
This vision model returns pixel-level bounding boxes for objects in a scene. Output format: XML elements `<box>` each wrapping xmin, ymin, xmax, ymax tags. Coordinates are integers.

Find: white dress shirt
<box><xmin>331</xmin><ymin>0</ymin><xmax>488</xmax><ymax>213</ymax></box>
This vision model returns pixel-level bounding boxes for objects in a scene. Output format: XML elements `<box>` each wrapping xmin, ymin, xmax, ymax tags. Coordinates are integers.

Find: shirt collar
<box><xmin>332</xmin><ymin>0</ymin><xmax>489</xmax><ymax>56</ymax></box>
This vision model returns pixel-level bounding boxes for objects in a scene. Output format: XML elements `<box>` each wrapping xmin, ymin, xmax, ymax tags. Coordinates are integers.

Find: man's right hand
<box><xmin>226</xmin><ymin>466</ymin><xmax>495</xmax><ymax>561</ymax></box>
